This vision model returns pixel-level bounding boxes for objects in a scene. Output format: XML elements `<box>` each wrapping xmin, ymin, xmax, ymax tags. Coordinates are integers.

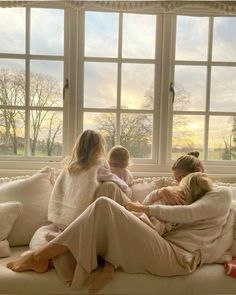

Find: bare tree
<box><xmin>0</xmin><ymin>68</ymin><xmax>62</xmax><ymax>156</ymax></box>
<box><xmin>46</xmin><ymin>112</ymin><xmax>62</xmax><ymax>156</ymax></box>
<box><xmin>96</xmin><ymin>111</ymin><xmax>152</xmax><ymax>158</ymax></box>
<box><xmin>0</xmin><ymin>68</ymin><xmax>24</xmax><ymax>155</ymax></box>
<box><xmin>30</xmin><ymin>73</ymin><xmax>61</xmax><ymax>155</ymax></box>
<box><xmin>222</xmin><ymin>116</ymin><xmax>236</xmax><ymax>160</ymax></box>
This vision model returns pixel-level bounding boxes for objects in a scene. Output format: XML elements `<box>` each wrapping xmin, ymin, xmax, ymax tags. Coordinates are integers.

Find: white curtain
<box><xmin>0</xmin><ymin>1</ymin><xmax>236</xmax><ymax>16</ymax></box>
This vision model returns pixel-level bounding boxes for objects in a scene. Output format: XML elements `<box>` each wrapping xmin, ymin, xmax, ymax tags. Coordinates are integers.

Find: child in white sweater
<box><xmin>127</xmin><ymin>172</ymin><xmax>213</xmax><ymax>235</ymax></box>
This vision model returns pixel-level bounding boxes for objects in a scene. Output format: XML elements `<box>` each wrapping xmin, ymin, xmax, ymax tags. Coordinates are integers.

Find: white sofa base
<box><xmin>1</xmin><ymin>247</ymin><xmax>236</xmax><ymax>294</ymax></box>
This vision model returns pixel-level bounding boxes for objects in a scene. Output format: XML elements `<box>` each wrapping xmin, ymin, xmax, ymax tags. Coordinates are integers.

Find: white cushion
<box><xmin>0</xmin><ymin>175</ymin><xmax>30</xmax><ymax>187</ymax></box>
<box><xmin>131</xmin><ymin>177</ymin><xmax>176</xmax><ymax>203</ymax></box>
<box><xmin>131</xmin><ymin>181</ymin><xmax>157</xmax><ymax>203</ymax></box>
<box><xmin>0</xmin><ymin>202</ymin><xmax>22</xmax><ymax>257</ymax></box>
<box><xmin>0</xmin><ymin>167</ymin><xmax>54</xmax><ymax>246</ymax></box>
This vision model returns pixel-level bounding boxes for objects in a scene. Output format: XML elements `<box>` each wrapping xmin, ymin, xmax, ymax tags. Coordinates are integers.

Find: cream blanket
<box><xmin>48</xmin><ymin>159</ymin><xmax>105</xmax><ymax>229</ymax></box>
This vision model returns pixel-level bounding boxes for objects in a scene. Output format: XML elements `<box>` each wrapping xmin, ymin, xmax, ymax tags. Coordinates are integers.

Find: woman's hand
<box><xmin>126</xmin><ymin>201</ymin><xmax>149</xmax><ymax>215</ymax></box>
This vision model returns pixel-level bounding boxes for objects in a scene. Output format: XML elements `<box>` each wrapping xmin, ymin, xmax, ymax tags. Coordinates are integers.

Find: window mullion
<box><xmin>25</xmin><ymin>7</ymin><xmax>30</xmax><ymax>156</ymax></box>
<box><xmin>159</xmin><ymin>14</ymin><xmax>176</xmax><ymax>168</ymax></box>
<box><xmin>204</xmin><ymin>17</ymin><xmax>214</xmax><ymax>161</ymax></box>
<box><xmin>116</xmin><ymin>12</ymin><xmax>123</xmax><ymax>145</ymax></box>
<box><xmin>77</xmin><ymin>9</ymin><xmax>85</xmax><ymax>137</ymax></box>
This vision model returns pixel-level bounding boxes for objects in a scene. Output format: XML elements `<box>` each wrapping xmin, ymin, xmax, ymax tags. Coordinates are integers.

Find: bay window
<box><xmin>0</xmin><ymin>2</ymin><xmax>235</xmax><ymax>176</ymax></box>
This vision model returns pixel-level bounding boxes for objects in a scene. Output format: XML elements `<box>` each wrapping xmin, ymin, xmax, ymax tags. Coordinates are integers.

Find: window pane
<box><xmin>84</xmin><ymin>112</ymin><xmax>116</xmax><ymax>151</ymax></box>
<box><xmin>84</xmin><ymin>62</ymin><xmax>117</xmax><ymax>108</ymax></box>
<box><xmin>209</xmin><ymin>116</ymin><xmax>236</xmax><ymax>160</ymax></box>
<box><xmin>85</xmin><ymin>11</ymin><xmax>118</xmax><ymax>57</ymax></box>
<box><xmin>121</xmin><ymin>113</ymin><xmax>152</xmax><ymax>159</ymax></box>
<box><xmin>0</xmin><ymin>59</ymin><xmax>25</xmax><ymax>106</ymax></box>
<box><xmin>122</xmin><ymin>14</ymin><xmax>156</xmax><ymax>59</ymax></box>
<box><xmin>174</xmin><ymin>66</ymin><xmax>206</xmax><ymax>111</ymax></box>
<box><xmin>172</xmin><ymin>115</ymin><xmax>204</xmax><ymax>159</ymax></box>
<box><xmin>212</xmin><ymin>17</ymin><xmax>236</xmax><ymax>62</ymax></box>
<box><xmin>210</xmin><ymin>67</ymin><xmax>236</xmax><ymax>112</ymax></box>
<box><xmin>30</xmin><ymin>111</ymin><xmax>62</xmax><ymax>156</ymax></box>
<box><xmin>176</xmin><ymin>16</ymin><xmax>208</xmax><ymax>61</ymax></box>
<box><xmin>30</xmin><ymin>60</ymin><xmax>63</xmax><ymax>107</ymax></box>
<box><xmin>121</xmin><ymin>63</ymin><xmax>154</xmax><ymax>110</ymax></box>
<box><xmin>31</xmin><ymin>9</ymin><xmax>64</xmax><ymax>56</ymax></box>
<box><xmin>0</xmin><ymin>109</ymin><xmax>25</xmax><ymax>155</ymax></box>
<box><xmin>0</xmin><ymin>8</ymin><xmax>25</xmax><ymax>54</ymax></box>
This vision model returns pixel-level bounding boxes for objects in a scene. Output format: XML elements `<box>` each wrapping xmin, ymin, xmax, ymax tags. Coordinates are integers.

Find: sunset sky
<box><xmin>0</xmin><ymin>8</ymin><xmax>235</xmax><ymax>152</ymax></box>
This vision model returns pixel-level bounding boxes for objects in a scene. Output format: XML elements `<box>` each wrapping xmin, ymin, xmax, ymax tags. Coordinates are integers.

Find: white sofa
<box><xmin>0</xmin><ymin>167</ymin><xmax>236</xmax><ymax>295</ymax></box>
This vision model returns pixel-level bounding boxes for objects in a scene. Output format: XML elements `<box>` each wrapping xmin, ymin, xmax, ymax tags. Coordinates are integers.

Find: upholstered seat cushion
<box><xmin>1</xmin><ymin>246</ymin><xmax>236</xmax><ymax>295</ymax></box>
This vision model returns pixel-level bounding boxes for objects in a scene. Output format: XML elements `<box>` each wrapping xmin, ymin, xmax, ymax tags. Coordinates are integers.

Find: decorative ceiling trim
<box><xmin>0</xmin><ymin>1</ymin><xmax>236</xmax><ymax>15</ymax></box>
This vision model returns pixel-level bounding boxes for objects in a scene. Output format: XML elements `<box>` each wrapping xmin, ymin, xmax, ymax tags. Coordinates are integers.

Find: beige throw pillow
<box><xmin>0</xmin><ymin>201</ymin><xmax>22</xmax><ymax>257</ymax></box>
<box><xmin>0</xmin><ymin>167</ymin><xmax>54</xmax><ymax>246</ymax></box>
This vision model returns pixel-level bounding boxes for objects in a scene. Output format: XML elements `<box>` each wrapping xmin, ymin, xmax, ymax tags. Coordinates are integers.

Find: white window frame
<box><xmin>0</xmin><ymin>5</ymin><xmax>236</xmax><ymax>179</ymax></box>
<box><xmin>0</xmin><ymin>5</ymin><xmax>70</xmax><ymax>174</ymax></box>
<box><xmin>168</xmin><ymin>15</ymin><xmax>236</xmax><ymax>176</ymax></box>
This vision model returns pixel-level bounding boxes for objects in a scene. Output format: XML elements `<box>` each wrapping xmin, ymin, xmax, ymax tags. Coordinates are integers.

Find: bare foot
<box><xmin>6</xmin><ymin>251</ymin><xmax>49</xmax><ymax>273</ymax></box>
<box><xmin>85</xmin><ymin>267</ymin><xmax>102</xmax><ymax>287</ymax></box>
<box><xmin>88</xmin><ymin>262</ymin><xmax>115</xmax><ymax>293</ymax></box>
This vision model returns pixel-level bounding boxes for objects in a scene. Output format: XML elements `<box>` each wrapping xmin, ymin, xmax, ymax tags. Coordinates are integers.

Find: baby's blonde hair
<box><xmin>108</xmin><ymin>145</ymin><xmax>130</xmax><ymax>169</ymax></box>
<box><xmin>179</xmin><ymin>172</ymin><xmax>213</xmax><ymax>203</ymax></box>
<box><xmin>67</xmin><ymin>129</ymin><xmax>106</xmax><ymax>174</ymax></box>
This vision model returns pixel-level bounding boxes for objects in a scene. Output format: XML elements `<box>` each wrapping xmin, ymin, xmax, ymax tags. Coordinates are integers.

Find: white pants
<box><xmin>52</xmin><ymin>197</ymin><xmax>199</xmax><ymax>288</ymax></box>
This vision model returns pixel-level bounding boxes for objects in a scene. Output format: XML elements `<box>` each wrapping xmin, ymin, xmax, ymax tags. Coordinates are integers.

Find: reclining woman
<box><xmin>7</xmin><ymin>152</ymin><xmax>233</xmax><ymax>291</ymax></box>
<box><xmin>129</xmin><ymin>170</ymin><xmax>213</xmax><ymax>236</ymax></box>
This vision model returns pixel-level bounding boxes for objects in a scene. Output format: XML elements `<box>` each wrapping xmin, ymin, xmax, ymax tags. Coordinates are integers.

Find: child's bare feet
<box><xmin>88</xmin><ymin>262</ymin><xmax>115</xmax><ymax>293</ymax></box>
<box><xmin>6</xmin><ymin>251</ymin><xmax>49</xmax><ymax>273</ymax></box>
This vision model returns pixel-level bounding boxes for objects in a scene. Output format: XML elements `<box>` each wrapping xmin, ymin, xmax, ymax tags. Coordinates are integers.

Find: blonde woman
<box><xmin>48</xmin><ymin>129</ymin><xmax>131</xmax><ymax>230</ymax></box>
<box><xmin>127</xmin><ymin>172</ymin><xmax>213</xmax><ymax>235</ymax></box>
<box><xmin>47</xmin><ymin>129</ymin><xmax>107</xmax><ymax>229</ymax></box>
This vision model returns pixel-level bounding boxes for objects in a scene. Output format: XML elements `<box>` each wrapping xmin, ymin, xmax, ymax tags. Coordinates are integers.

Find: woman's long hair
<box><xmin>67</xmin><ymin>130</ymin><xmax>106</xmax><ymax>174</ymax></box>
<box><xmin>179</xmin><ymin>172</ymin><xmax>213</xmax><ymax>203</ymax></box>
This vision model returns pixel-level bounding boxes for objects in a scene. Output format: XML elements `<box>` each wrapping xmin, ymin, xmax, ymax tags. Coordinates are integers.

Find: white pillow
<box><xmin>131</xmin><ymin>177</ymin><xmax>176</xmax><ymax>203</ymax></box>
<box><xmin>0</xmin><ymin>175</ymin><xmax>30</xmax><ymax>187</ymax></box>
<box><xmin>0</xmin><ymin>201</ymin><xmax>22</xmax><ymax>257</ymax></box>
<box><xmin>0</xmin><ymin>167</ymin><xmax>54</xmax><ymax>246</ymax></box>
<box><xmin>131</xmin><ymin>181</ymin><xmax>157</xmax><ymax>203</ymax></box>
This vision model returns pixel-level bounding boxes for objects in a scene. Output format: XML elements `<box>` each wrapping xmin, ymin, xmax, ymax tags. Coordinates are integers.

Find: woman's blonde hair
<box><xmin>67</xmin><ymin>129</ymin><xmax>105</xmax><ymax>174</ymax></box>
<box><xmin>172</xmin><ymin>151</ymin><xmax>204</xmax><ymax>173</ymax></box>
<box><xmin>179</xmin><ymin>172</ymin><xmax>213</xmax><ymax>203</ymax></box>
<box><xmin>108</xmin><ymin>145</ymin><xmax>130</xmax><ymax>168</ymax></box>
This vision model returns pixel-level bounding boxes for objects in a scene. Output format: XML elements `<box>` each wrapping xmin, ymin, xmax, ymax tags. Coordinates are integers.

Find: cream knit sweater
<box><xmin>48</xmin><ymin>159</ymin><xmax>105</xmax><ymax>229</ymax></box>
<box><xmin>48</xmin><ymin>158</ymin><xmax>131</xmax><ymax>229</ymax></box>
<box><xmin>149</xmin><ymin>186</ymin><xmax>233</xmax><ymax>264</ymax></box>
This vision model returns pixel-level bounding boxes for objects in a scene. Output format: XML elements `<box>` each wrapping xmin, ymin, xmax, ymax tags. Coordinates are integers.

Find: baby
<box><xmin>128</xmin><ymin>172</ymin><xmax>213</xmax><ymax>235</ymax></box>
<box><xmin>108</xmin><ymin>145</ymin><xmax>134</xmax><ymax>187</ymax></box>
<box><xmin>97</xmin><ymin>145</ymin><xmax>134</xmax><ymax>198</ymax></box>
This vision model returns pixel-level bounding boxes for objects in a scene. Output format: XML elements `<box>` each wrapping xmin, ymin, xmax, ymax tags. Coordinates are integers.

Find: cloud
<box><xmin>30</xmin><ymin>8</ymin><xmax>64</xmax><ymax>55</ymax></box>
<box><xmin>0</xmin><ymin>7</ymin><xmax>25</xmax><ymax>53</ymax></box>
<box><xmin>176</xmin><ymin>15</ymin><xmax>208</xmax><ymax>61</ymax></box>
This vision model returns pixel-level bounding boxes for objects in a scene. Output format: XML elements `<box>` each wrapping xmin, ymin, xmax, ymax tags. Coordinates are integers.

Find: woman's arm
<box><xmin>97</xmin><ymin>165</ymin><xmax>131</xmax><ymax>196</ymax></box>
<box><xmin>125</xmin><ymin>201</ymin><xmax>150</xmax><ymax>215</ymax></box>
<box><xmin>149</xmin><ymin>187</ymin><xmax>232</xmax><ymax>223</ymax></box>
<box><xmin>126</xmin><ymin>187</ymin><xmax>232</xmax><ymax>224</ymax></box>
